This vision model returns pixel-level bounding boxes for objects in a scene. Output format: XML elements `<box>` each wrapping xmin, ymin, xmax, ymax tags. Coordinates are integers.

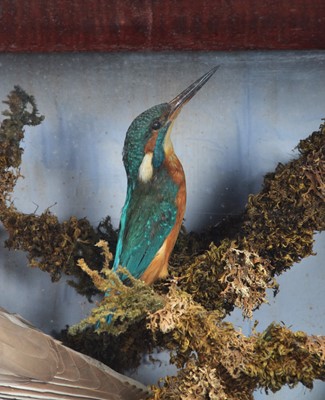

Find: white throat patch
<box><xmin>138</xmin><ymin>152</ymin><xmax>153</xmax><ymax>183</ymax></box>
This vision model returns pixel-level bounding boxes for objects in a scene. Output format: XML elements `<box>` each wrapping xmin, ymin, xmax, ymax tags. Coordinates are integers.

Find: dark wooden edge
<box><xmin>0</xmin><ymin>0</ymin><xmax>324</xmax><ymax>52</ymax></box>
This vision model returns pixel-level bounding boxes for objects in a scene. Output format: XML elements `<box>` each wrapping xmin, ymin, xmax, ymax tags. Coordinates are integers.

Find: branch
<box><xmin>147</xmin><ymin>286</ymin><xmax>325</xmax><ymax>399</ymax></box>
<box><xmin>0</xmin><ymin>87</ymin><xmax>109</xmax><ymax>298</ymax></box>
<box><xmin>69</xmin><ymin>242</ymin><xmax>164</xmax><ymax>336</ymax></box>
<box><xmin>161</xmin><ymin>124</ymin><xmax>325</xmax><ymax>318</ymax></box>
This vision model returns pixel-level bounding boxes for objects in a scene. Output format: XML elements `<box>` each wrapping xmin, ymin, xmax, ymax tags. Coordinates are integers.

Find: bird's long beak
<box><xmin>168</xmin><ymin>65</ymin><xmax>219</xmax><ymax>121</ymax></box>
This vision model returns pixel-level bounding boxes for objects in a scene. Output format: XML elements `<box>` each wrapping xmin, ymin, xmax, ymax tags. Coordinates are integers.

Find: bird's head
<box><xmin>123</xmin><ymin>66</ymin><xmax>218</xmax><ymax>185</ymax></box>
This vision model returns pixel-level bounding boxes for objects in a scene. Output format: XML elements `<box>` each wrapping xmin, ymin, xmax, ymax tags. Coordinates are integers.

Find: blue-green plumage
<box><xmin>112</xmin><ymin>66</ymin><xmax>218</xmax><ymax>285</ymax></box>
<box><xmin>114</xmin><ymin>168</ymin><xmax>178</xmax><ymax>279</ymax></box>
<box><xmin>113</xmin><ymin>103</ymin><xmax>175</xmax><ymax>279</ymax></box>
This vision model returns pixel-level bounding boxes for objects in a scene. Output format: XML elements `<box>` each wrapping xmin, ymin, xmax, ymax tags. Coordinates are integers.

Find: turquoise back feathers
<box><xmin>112</xmin><ymin>66</ymin><xmax>218</xmax><ymax>284</ymax></box>
<box><xmin>113</xmin><ymin>103</ymin><xmax>176</xmax><ymax>280</ymax></box>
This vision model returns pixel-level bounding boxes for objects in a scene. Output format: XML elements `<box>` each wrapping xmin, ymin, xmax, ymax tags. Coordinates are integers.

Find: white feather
<box><xmin>138</xmin><ymin>152</ymin><xmax>153</xmax><ymax>183</ymax></box>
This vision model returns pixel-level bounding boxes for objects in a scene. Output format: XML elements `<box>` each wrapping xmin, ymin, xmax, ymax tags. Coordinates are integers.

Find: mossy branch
<box><xmin>69</xmin><ymin>241</ymin><xmax>164</xmax><ymax>336</ymax></box>
<box><xmin>0</xmin><ymin>86</ymin><xmax>44</xmax><ymax>202</ymax></box>
<box><xmin>0</xmin><ymin>87</ymin><xmax>110</xmax><ymax>298</ymax></box>
<box><xmin>148</xmin><ymin>286</ymin><xmax>325</xmax><ymax>399</ymax></box>
<box><xmin>160</xmin><ymin>124</ymin><xmax>325</xmax><ymax>318</ymax></box>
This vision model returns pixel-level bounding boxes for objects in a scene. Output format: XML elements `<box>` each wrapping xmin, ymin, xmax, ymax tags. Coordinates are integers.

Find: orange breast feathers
<box><xmin>140</xmin><ymin>152</ymin><xmax>186</xmax><ymax>284</ymax></box>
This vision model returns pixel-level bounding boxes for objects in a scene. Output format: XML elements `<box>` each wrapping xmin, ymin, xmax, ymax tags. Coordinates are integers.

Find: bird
<box><xmin>0</xmin><ymin>307</ymin><xmax>149</xmax><ymax>400</ymax></box>
<box><xmin>113</xmin><ymin>66</ymin><xmax>218</xmax><ymax>285</ymax></box>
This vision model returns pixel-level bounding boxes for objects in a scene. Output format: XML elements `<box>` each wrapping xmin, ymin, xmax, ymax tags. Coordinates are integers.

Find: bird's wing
<box><xmin>114</xmin><ymin>178</ymin><xmax>178</xmax><ymax>279</ymax></box>
<box><xmin>0</xmin><ymin>307</ymin><xmax>149</xmax><ymax>400</ymax></box>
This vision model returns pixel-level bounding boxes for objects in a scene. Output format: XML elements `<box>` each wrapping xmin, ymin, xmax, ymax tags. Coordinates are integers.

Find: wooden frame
<box><xmin>0</xmin><ymin>0</ymin><xmax>324</xmax><ymax>52</ymax></box>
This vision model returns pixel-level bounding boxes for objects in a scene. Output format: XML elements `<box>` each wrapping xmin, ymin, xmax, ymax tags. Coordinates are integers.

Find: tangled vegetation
<box><xmin>149</xmin><ymin>287</ymin><xmax>325</xmax><ymax>399</ymax></box>
<box><xmin>0</xmin><ymin>87</ymin><xmax>111</xmax><ymax>298</ymax></box>
<box><xmin>162</xmin><ymin>125</ymin><xmax>325</xmax><ymax>317</ymax></box>
<box><xmin>0</xmin><ymin>87</ymin><xmax>324</xmax><ymax>399</ymax></box>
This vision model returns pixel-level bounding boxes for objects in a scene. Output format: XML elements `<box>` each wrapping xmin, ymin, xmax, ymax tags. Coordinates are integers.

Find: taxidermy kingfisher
<box><xmin>113</xmin><ymin>66</ymin><xmax>218</xmax><ymax>284</ymax></box>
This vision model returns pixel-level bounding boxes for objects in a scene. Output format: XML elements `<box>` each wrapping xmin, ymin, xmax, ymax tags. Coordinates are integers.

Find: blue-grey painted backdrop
<box><xmin>0</xmin><ymin>52</ymin><xmax>324</xmax><ymax>399</ymax></box>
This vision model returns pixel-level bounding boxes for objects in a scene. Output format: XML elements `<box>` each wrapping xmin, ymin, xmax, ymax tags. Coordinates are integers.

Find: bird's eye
<box><xmin>152</xmin><ymin>120</ymin><xmax>161</xmax><ymax>130</ymax></box>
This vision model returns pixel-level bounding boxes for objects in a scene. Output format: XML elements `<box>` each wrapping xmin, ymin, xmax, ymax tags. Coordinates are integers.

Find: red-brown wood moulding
<box><xmin>0</xmin><ymin>0</ymin><xmax>324</xmax><ymax>52</ymax></box>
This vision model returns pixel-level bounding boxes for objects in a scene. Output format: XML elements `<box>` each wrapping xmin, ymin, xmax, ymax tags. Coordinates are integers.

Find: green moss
<box><xmin>158</xmin><ymin>124</ymin><xmax>325</xmax><ymax>316</ymax></box>
<box><xmin>0</xmin><ymin>87</ymin><xmax>107</xmax><ymax>299</ymax></box>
